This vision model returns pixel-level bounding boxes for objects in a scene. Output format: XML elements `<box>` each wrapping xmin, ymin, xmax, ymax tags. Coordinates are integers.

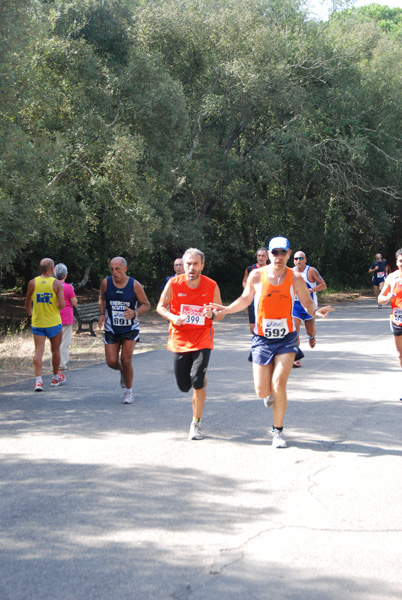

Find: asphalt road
<box><xmin>0</xmin><ymin>298</ymin><xmax>401</xmax><ymax>600</ymax></box>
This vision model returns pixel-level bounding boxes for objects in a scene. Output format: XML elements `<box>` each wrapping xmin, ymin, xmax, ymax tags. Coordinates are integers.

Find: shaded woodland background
<box><xmin>1</xmin><ymin>0</ymin><xmax>402</xmax><ymax>301</ymax></box>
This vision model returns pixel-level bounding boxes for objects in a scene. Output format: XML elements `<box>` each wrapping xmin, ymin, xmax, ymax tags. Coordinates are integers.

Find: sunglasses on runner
<box><xmin>271</xmin><ymin>249</ymin><xmax>288</xmax><ymax>256</ymax></box>
<box><xmin>294</xmin><ymin>256</ymin><xmax>305</xmax><ymax>260</ymax></box>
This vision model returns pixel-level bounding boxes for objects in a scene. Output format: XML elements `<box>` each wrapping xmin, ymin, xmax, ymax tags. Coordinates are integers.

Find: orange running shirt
<box><xmin>167</xmin><ymin>274</ymin><xmax>217</xmax><ymax>352</ymax></box>
<box><xmin>254</xmin><ymin>267</ymin><xmax>296</xmax><ymax>338</ymax></box>
<box><xmin>390</xmin><ymin>275</ymin><xmax>402</xmax><ymax>325</ymax></box>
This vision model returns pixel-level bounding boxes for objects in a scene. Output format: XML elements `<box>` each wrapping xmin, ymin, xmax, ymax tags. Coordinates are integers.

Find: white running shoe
<box><xmin>264</xmin><ymin>395</ymin><xmax>274</xmax><ymax>408</ymax></box>
<box><xmin>188</xmin><ymin>421</ymin><xmax>203</xmax><ymax>440</ymax></box>
<box><xmin>123</xmin><ymin>391</ymin><xmax>134</xmax><ymax>404</ymax></box>
<box><xmin>271</xmin><ymin>428</ymin><xmax>287</xmax><ymax>448</ymax></box>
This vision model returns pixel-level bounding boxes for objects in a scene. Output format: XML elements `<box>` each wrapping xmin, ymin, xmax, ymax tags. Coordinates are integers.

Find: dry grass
<box><xmin>0</xmin><ymin>289</ymin><xmax>373</xmax><ymax>388</ymax></box>
<box><xmin>0</xmin><ymin>310</ymin><xmax>168</xmax><ymax>388</ymax></box>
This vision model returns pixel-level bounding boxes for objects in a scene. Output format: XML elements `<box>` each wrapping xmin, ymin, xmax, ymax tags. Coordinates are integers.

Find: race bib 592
<box><xmin>263</xmin><ymin>318</ymin><xmax>289</xmax><ymax>339</ymax></box>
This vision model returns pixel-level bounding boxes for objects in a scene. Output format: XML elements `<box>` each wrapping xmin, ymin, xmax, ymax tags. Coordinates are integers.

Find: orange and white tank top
<box><xmin>390</xmin><ymin>275</ymin><xmax>402</xmax><ymax>325</ymax></box>
<box><xmin>31</xmin><ymin>276</ymin><xmax>62</xmax><ymax>328</ymax></box>
<box><xmin>167</xmin><ymin>274</ymin><xmax>216</xmax><ymax>352</ymax></box>
<box><xmin>254</xmin><ymin>267</ymin><xmax>295</xmax><ymax>338</ymax></box>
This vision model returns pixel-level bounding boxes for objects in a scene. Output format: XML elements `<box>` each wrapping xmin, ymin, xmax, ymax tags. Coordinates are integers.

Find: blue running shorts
<box><xmin>104</xmin><ymin>329</ymin><xmax>140</xmax><ymax>344</ymax></box>
<box><xmin>31</xmin><ymin>324</ymin><xmax>62</xmax><ymax>338</ymax></box>
<box><xmin>390</xmin><ymin>321</ymin><xmax>402</xmax><ymax>337</ymax></box>
<box><xmin>293</xmin><ymin>300</ymin><xmax>313</xmax><ymax>322</ymax></box>
<box><xmin>248</xmin><ymin>331</ymin><xmax>304</xmax><ymax>365</ymax></box>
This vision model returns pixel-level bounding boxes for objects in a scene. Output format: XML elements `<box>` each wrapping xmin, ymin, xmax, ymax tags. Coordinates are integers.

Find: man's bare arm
<box><xmin>24</xmin><ymin>280</ymin><xmax>35</xmax><ymax>316</ymax></box>
<box><xmin>132</xmin><ymin>281</ymin><xmax>150</xmax><ymax>317</ymax></box>
<box><xmin>309</xmin><ymin>267</ymin><xmax>327</xmax><ymax>294</ymax></box>
<box><xmin>294</xmin><ymin>273</ymin><xmax>333</xmax><ymax>318</ymax></box>
<box><xmin>98</xmin><ymin>279</ymin><xmax>107</xmax><ymax>328</ymax></box>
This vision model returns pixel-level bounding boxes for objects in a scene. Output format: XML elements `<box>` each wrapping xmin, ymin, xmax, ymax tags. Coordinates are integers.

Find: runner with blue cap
<box><xmin>209</xmin><ymin>236</ymin><xmax>334</xmax><ymax>448</ymax></box>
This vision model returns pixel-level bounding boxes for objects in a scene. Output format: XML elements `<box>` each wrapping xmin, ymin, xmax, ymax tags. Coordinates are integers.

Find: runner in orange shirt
<box><xmin>378</xmin><ymin>248</ymin><xmax>402</xmax><ymax>392</ymax></box>
<box><xmin>157</xmin><ymin>248</ymin><xmax>224</xmax><ymax>440</ymax></box>
<box><xmin>210</xmin><ymin>237</ymin><xmax>334</xmax><ymax>448</ymax></box>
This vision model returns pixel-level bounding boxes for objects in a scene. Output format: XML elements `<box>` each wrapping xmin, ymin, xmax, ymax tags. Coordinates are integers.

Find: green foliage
<box><xmin>1</xmin><ymin>0</ymin><xmax>402</xmax><ymax>295</ymax></box>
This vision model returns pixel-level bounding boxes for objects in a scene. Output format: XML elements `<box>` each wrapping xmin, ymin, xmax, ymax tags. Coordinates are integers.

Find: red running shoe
<box><xmin>51</xmin><ymin>372</ymin><xmax>66</xmax><ymax>387</ymax></box>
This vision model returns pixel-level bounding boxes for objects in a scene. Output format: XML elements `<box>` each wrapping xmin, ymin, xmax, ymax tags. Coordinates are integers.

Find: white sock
<box><xmin>36</xmin><ymin>376</ymin><xmax>43</xmax><ymax>383</ymax></box>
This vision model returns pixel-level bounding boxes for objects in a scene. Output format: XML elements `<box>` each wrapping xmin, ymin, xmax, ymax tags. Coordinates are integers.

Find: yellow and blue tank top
<box><xmin>31</xmin><ymin>276</ymin><xmax>62</xmax><ymax>328</ymax></box>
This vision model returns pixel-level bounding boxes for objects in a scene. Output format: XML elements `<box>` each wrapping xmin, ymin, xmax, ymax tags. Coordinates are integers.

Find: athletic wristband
<box><xmin>210</xmin><ymin>311</ymin><xmax>216</xmax><ymax>320</ymax></box>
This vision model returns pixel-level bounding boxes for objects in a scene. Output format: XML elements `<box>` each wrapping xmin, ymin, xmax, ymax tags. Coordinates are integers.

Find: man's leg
<box><xmin>174</xmin><ymin>352</ymin><xmax>193</xmax><ymax>393</ymax></box>
<box><xmin>252</xmin><ymin>361</ymin><xmax>274</xmax><ymax>399</ymax></box>
<box><xmin>120</xmin><ymin>339</ymin><xmax>136</xmax><ymax>389</ymax></box>
<box><xmin>104</xmin><ymin>341</ymin><xmax>123</xmax><ymax>373</ymax></box>
<box><xmin>49</xmin><ymin>331</ymin><xmax>63</xmax><ymax>376</ymax></box>
<box><xmin>294</xmin><ymin>316</ymin><xmax>302</xmax><ymax>346</ymax></box>
<box><xmin>252</xmin><ymin>353</ymin><xmax>294</xmax><ymax>428</ymax></box>
<box><xmin>293</xmin><ymin>317</ymin><xmax>303</xmax><ymax>366</ymax></box>
<box><xmin>373</xmin><ymin>284</ymin><xmax>380</xmax><ymax>298</ymax></box>
<box><xmin>270</xmin><ymin>353</ymin><xmax>295</xmax><ymax>429</ymax></box>
<box><xmin>192</xmin><ymin>387</ymin><xmax>206</xmax><ymax>420</ymax></box>
<box><xmin>33</xmin><ymin>334</ymin><xmax>46</xmax><ymax>377</ymax></box>
<box><xmin>305</xmin><ymin>318</ymin><xmax>316</xmax><ymax>347</ymax></box>
<box><xmin>190</xmin><ymin>349</ymin><xmax>211</xmax><ymax>420</ymax></box>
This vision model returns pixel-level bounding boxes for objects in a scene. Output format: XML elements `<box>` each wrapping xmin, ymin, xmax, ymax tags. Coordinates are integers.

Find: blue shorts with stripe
<box><xmin>248</xmin><ymin>331</ymin><xmax>304</xmax><ymax>366</ymax></box>
<box><xmin>293</xmin><ymin>300</ymin><xmax>313</xmax><ymax>322</ymax></box>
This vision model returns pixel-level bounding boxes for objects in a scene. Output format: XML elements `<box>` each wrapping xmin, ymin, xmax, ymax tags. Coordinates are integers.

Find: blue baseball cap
<box><xmin>268</xmin><ymin>236</ymin><xmax>290</xmax><ymax>251</ymax></box>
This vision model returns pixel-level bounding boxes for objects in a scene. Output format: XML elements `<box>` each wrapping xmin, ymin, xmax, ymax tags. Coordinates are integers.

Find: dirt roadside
<box><xmin>0</xmin><ymin>289</ymin><xmax>373</xmax><ymax>388</ymax></box>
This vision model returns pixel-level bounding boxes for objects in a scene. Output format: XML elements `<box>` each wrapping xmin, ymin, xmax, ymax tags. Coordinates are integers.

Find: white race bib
<box><xmin>111</xmin><ymin>307</ymin><xmax>132</xmax><ymax>327</ymax></box>
<box><xmin>263</xmin><ymin>318</ymin><xmax>289</xmax><ymax>339</ymax></box>
<box><xmin>393</xmin><ymin>308</ymin><xmax>402</xmax><ymax>324</ymax></box>
<box><xmin>180</xmin><ymin>304</ymin><xmax>205</xmax><ymax>326</ymax></box>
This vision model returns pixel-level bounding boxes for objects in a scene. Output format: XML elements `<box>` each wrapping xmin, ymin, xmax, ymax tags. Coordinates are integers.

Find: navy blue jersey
<box><xmin>371</xmin><ymin>260</ymin><xmax>387</xmax><ymax>284</ymax></box>
<box><xmin>104</xmin><ymin>276</ymin><xmax>139</xmax><ymax>333</ymax></box>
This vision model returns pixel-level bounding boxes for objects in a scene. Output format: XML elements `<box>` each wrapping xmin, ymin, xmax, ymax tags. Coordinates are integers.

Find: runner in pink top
<box><xmin>55</xmin><ymin>263</ymin><xmax>77</xmax><ymax>370</ymax></box>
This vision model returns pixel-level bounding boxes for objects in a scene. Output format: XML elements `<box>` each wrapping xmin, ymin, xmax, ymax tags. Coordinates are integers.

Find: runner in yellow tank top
<box><xmin>210</xmin><ymin>237</ymin><xmax>334</xmax><ymax>449</ymax></box>
<box><xmin>31</xmin><ymin>276</ymin><xmax>62</xmax><ymax>328</ymax></box>
<box><xmin>25</xmin><ymin>258</ymin><xmax>66</xmax><ymax>392</ymax></box>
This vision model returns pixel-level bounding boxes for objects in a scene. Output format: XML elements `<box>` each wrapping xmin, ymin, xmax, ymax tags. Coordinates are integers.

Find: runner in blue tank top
<box><xmin>292</xmin><ymin>251</ymin><xmax>327</xmax><ymax>367</ymax></box>
<box><xmin>99</xmin><ymin>257</ymin><xmax>150</xmax><ymax>404</ymax></box>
